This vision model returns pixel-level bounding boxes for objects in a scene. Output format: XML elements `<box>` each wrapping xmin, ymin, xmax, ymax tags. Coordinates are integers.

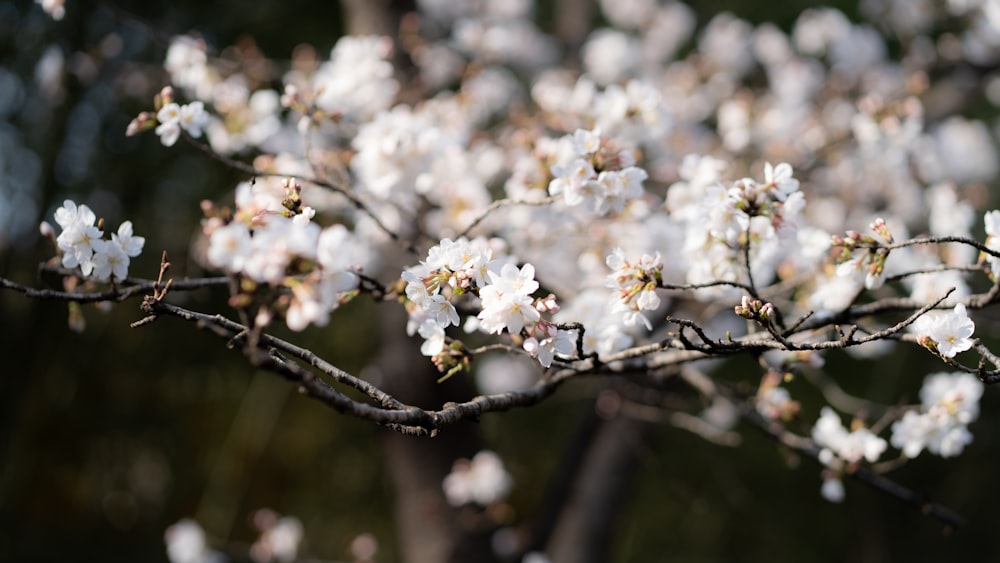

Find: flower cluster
<box><xmin>755</xmin><ymin>371</ymin><xmax>800</xmax><ymax>422</ymax></box>
<box><xmin>202</xmin><ymin>179</ymin><xmax>370</xmax><ymax>331</ymax></box>
<box><xmin>553</xmin><ymin>289</ymin><xmax>634</xmax><ymax>357</ymax></box>
<box><xmin>403</xmin><ymin>237</ymin><xmax>500</xmax><ymax>356</ymax></box>
<box><xmin>32</xmin><ymin>0</ymin><xmax>1000</xmax><ymax>524</ymax></box>
<box><xmin>890</xmin><ymin>372</ymin><xmax>984</xmax><ymax>458</ymax></box>
<box><xmin>163</xmin><ymin>37</ymin><xmax>217</xmax><ymax>102</ymax></box>
<box><xmin>45</xmin><ymin>200</ymin><xmax>145</xmax><ymax>282</ymax></box>
<box><xmin>707</xmin><ymin>162</ymin><xmax>804</xmax><ymax>245</ymax></box>
<box><xmin>165</xmin><ymin>510</ymin><xmax>305</xmax><ymax>563</ymax></box>
<box><xmin>667</xmin><ymin>159</ymin><xmax>808</xmax><ymax>301</ymax></box>
<box><xmin>910</xmin><ymin>303</ymin><xmax>976</xmax><ymax>359</ymax></box>
<box><xmin>831</xmin><ymin>218</ymin><xmax>893</xmax><ymax>290</ymax></box>
<box><xmin>311</xmin><ymin>35</ymin><xmax>399</xmax><ymax>121</ymax></box>
<box><xmin>605</xmin><ymin>248</ymin><xmax>662</xmax><ymax>329</ymax></box>
<box><xmin>403</xmin><ymin>238</ymin><xmax>574</xmax><ymax>367</ymax></box>
<box><xmin>248</xmin><ymin>509</ymin><xmax>304</xmax><ymax>563</ymax></box>
<box><xmin>755</xmin><ymin>384</ymin><xmax>795</xmax><ymax>421</ymax></box>
<box><xmin>812</xmin><ymin>407</ymin><xmax>888</xmax><ymax>503</ymax></box>
<box><xmin>34</xmin><ymin>0</ymin><xmax>64</xmax><ymax>20</ymax></box>
<box><xmin>442</xmin><ymin>450</ymin><xmax>513</xmax><ymax>507</ymax></box>
<box><xmin>734</xmin><ymin>295</ymin><xmax>776</xmax><ymax>322</ymax></box>
<box><xmin>153</xmin><ymin>87</ymin><xmax>210</xmax><ymax>147</ymax></box>
<box><xmin>548</xmin><ymin>128</ymin><xmax>648</xmax><ymax>215</ymax></box>
<box><xmin>164</xmin><ymin>519</ymin><xmax>224</xmax><ymax>563</ymax></box>
<box><xmin>812</xmin><ymin>407</ymin><xmax>888</xmax><ymax>465</ymax></box>
<box><xmin>982</xmin><ymin>209</ymin><xmax>1000</xmax><ymax>279</ymax></box>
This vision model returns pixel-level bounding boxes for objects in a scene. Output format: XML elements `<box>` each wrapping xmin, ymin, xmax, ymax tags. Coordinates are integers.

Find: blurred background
<box><xmin>2</xmin><ymin>0</ymin><xmax>1000</xmax><ymax>561</ymax></box>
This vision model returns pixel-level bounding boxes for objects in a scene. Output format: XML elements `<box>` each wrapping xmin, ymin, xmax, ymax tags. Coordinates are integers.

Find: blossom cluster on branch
<box><xmin>16</xmin><ymin>0</ymin><xmax>1000</xmax><ymax>558</ymax></box>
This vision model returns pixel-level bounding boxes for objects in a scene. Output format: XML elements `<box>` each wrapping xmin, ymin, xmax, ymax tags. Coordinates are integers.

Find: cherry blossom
<box><xmin>812</xmin><ymin>407</ymin><xmax>887</xmax><ymax>465</ymax></box>
<box><xmin>49</xmin><ymin>200</ymin><xmax>144</xmax><ymax>281</ymax></box>
<box><xmin>911</xmin><ymin>303</ymin><xmax>976</xmax><ymax>359</ymax></box>
<box><xmin>164</xmin><ymin>519</ymin><xmax>224</xmax><ymax>563</ymax></box>
<box><xmin>442</xmin><ymin>450</ymin><xmax>513</xmax><ymax>507</ymax></box>
<box><xmin>891</xmin><ymin>373</ymin><xmax>984</xmax><ymax>458</ymax></box>
<box><xmin>23</xmin><ymin>0</ymin><xmax>1000</xmax><ymax>545</ymax></box>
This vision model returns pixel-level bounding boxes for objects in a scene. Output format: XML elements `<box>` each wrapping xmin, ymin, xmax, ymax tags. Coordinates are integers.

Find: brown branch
<box><xmin>455</xmin><ymin>196</ymin><xmax>557</xmax><ymax>239</ymax></box>
<box><xmin>1</xmin><ymin>272</ymin><xmax>227</xmax><ymax>303</ymax></box>
<box><xmin>884</xmin><ymin>235</ymin><xmax>1000</xmax><ymax>260</ymax></box>
<box><xmin>136</xmin><ymin>298</ymin><xmax>582</xmax><ymax>435</ymax></box>
<box><xmin>726</xmin><ymin>384</ymin><xmax>965</xmax><ymax>529</ymax></box>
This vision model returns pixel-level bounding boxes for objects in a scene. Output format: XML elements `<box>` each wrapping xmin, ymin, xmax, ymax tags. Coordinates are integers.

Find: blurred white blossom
<box><xmin>443</xmin><ymin>450</ymin><xmax>513</xmax><ymax>506</ymax></box>
<box><xmin>891</xmin><ymin>373</ymin><xmax>984</xmax><ymax>458</ymax></box>
<box><xmin>165</xmin><ymin>520</ymin><xmax>225</xmax><ymax>563</ymax></box>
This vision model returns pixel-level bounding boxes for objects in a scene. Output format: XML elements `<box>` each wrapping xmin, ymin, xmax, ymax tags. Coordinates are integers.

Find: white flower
<box><xmin>250</xmin><ymin>515</ymin><xmax>303</xmax><ymax>563</ymax></box>
<box><xmin>47</xmin><ymin>200</ymin><xmax>144</xmax><ymax>281</ymax></box>
<box><xmin>285</xmin><ymin>278</ymin><xmax>333</xmax><ymax>331</ymax></box>
<box><xmin>164</xmin><ymin>519</ymin><xmax>224</xmax><ymax>563</ymax></box>
<box><xmin>423</xmin><ymin>293</ymin><xmax>461</xmax><ymax>329</ymax></box>
<box><xmin>487</xmin><ymin>263</ymin><xmax>539</xmax><ymax>297</ymax></box>
<box><xmin>605</xmin><ymin>248</ymin><xmax>661</xmax><ymax>328</ymax></box>
<box><xmin>54</xmin><ymin>199</ymin><xmax>95</xmax><ymax>230</ymax></box>
<box><xmin>113</xmin><ymin>221</ymin><xmax>145</xmax><ymax>257</ymax></box>
<box><xmin>478</xmin><ymin>285</ymin><xmax>540</xmax><ymax>335</ymax></box>
<box><xmin>984</xmin><ymin>210</ymin><xmax>1000</xmax><ymax>277</ymax></box>
<box><xmin>206</xmin><ymin>222</ymin><xmax>252</xmax><ymax>273</ymax></box>
<box><xmin>812</xmin><ymin>407</ymin><xmax>886</xmax><ymax>464</ymax></box>
<box><xmin>907</xmin><ymin>269</ymin><xmax>969</xmax><ymax>304</ymax></box>
<box><xmin>58</xmin><ymin>222</ymin><xmax>104</xmax><ymax>274</ymax></box>
<box><xmin>891</xmin><ymin>373</ymin><xmax>983</xmax><ymax>458</ymax></box>
<box><xmin>313</xmin><ymin>35</ymin><xmax>399</xmax><ymax>120</ymax></box>
<box><xmin>890</xmin><ymin>410</ymin><xmax>935</xmax><ymax>458</ymax></box>
<box><xmin>920</xmin><ymin>372</ymin><xmax>983</xmax><ymax>423</ymax></box>
<box><xmin>763</xmin><ymin>161</ymin><xmax>799</xmax><ymax>200</ymax></box>
<box><xmin>571</xmin><ymin>128</ymin><xmax>602</xmax><ymax>155</ymax></box>
<box><xmin>582</xmin><ymin>28</ymin><xmax>641</xmax><ymax>85</ymax></box>
<box><xmin>547</xmin><ymin>130</ymin><xmax>646</xmax><ymax>214</ymax></box>
<box><xmin>442</xmin><ymin>450</ymin><xmax>513</xmax><ymax>506</ymax></box>
<box><xmin>549</xmin><ymin>158</ymin><xmax>597</xmax><ymax>204</ymax></box>
<box><xmin>179</xmin><ymin>101</ymin><xmax>209</xmax><ymax>138</ymax></box>
<box><xmin>635</xmin><ymin>286</ymin><xmax>660</xmax><ymax>311</ymax></box>
<box><xmin>35</xmin><ymin>0</ymin><xmax>65</xmax><ymax>20</ymax></box>
<box><xmin>91</xmin><ymin>239</ymin><xmax>130</xmax><ymax>281</ymax></box>
<box><xmin>523</xmin><ymin>327</ymin><xmax>575</xmax><ymax>367</ymax></box>
<box><xmin>418</xmin><ymin>320</ymin><xmax>446</xmax><ymax>356</ymax></box>
<box><xmin>156</xmin><ymin>103</ymin><xmax>183</xmax><ymax>146</ymax></box>
<box><xmin>474</xmin><ymin>263</ymin><xmax>541</xmax><ymax>334</ymax></box>
<box><xmin>54</xmin><ymin>200</ymin><xmax>104</xmax><ymax>276</ymax></box>
<box><xmin>985</xmin><ymin>209</ymin><xmax>1000</xmax><ymax>238</ymax></box>
<box><xmin>820</xmin><ymin>475</ymin><xmax>845</xmax><ymax>503</ymax></box>
<box><xmin>756</xmin><ymin>385</ymin><xmax>791</xmax><ymax>420</ymax></box>
<box><xmin>911</xmin><ymin>303</ymin><xmax>975</xmax><ymax>358</ymax></box>
<box><xmin>156</xmin><ymin>101</ymin><xmax>210</xmax><ymax>146</ymax></box>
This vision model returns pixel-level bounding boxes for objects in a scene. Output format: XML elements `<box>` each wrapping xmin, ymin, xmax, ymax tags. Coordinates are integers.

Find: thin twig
<box><xmin>456</xmin><ymin>196</ymin><xmax>558</xmax><ymax>239</ymax></box>
<box><xmin>0</xmin><ymin>273</ymin><xmax>226</xmax><ymax>303</ymax></box>
<box><xmin>727</xmin><ymin>384</ymin><xmax>965</xmax><ymax>529</ymax></box>
<box><xmin>180</xmin><ymin>133</ymin><xmax>418</xmax><ymax>255</ymax></box>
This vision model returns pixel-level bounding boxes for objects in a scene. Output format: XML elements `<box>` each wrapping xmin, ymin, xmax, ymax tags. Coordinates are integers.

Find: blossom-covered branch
<box><xmin>20</xmin><ymin>0</ymin><xmax>1000</xmax><ymax>556</ymax></box>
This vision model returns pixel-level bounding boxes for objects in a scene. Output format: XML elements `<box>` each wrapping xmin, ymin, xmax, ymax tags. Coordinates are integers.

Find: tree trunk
<box><xmin>376</xmin><ymin>304</ymin><xmax>498</xmax><ymax>563</ymax></box>
<box><xmin>546</xmin><ymin>413</ymin><xmax>652</xmax><ymax>563</ymax></box>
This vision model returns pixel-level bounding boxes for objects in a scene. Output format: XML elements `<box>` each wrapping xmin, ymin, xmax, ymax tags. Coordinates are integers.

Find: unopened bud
<box><xmin>39</xmin><ymin>221</ymin><xmax>56</xmax><ymax>239</ymax></box>
<box><xmin>917</xmin><ymin>335</ymin><xmax>938</xmax><ymax>354</ymax></box>
<box><xmin>759</xmin><ymin>302</ymin><xmax>775</xmax><ymax>320</ymax></box>
<box><xmin>126</xmin><ymin>111</ymin><xmax>158</xmax><ymax>136</ymax></box>
<box><xmin>870</xmin><ymin>217</ymin><xmax>893</xmax><ymax>243</ymax></box>
<box><xmin>154</xmin><ymin>86</ymin><xmax>174</xmax><ymax>111</ymax></box>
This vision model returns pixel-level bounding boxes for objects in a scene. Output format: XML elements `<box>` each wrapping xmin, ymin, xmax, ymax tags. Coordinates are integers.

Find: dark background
<box><xmin>2</xmin><ymin>0</ymin><xmax>999</xmax><ymax>561</ymax></box>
